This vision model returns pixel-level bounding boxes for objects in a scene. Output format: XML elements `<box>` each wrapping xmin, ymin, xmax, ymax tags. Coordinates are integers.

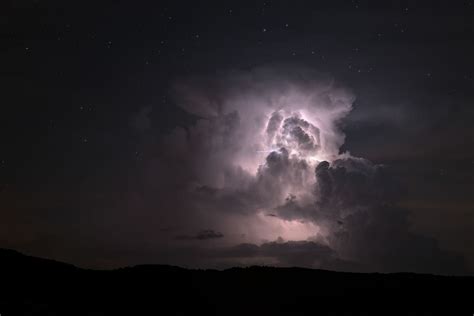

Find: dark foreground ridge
<box><xmin>0</xmin><ymin>248</ymin><xmax>472</xmax><ymax>315</ymax></box>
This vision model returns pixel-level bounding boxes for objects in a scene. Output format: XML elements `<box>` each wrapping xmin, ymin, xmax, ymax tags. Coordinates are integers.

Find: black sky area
<box><xmin>1</xmin><ymin>1</ymin><xmax>473</xmax><ymax>273</ymax></box>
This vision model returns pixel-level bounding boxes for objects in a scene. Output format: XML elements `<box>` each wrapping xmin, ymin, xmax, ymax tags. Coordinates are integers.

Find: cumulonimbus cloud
<box><xmin>141</xmin><ymin>65</ymin><xmax>469</xmax><ymax>274</ymax></box>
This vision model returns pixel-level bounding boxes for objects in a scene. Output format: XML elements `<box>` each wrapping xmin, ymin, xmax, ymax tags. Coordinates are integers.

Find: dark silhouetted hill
<box><xmin>0</xmin><ymin>248</ymin><xmax>472</xmax><ymax>315</ymax></box>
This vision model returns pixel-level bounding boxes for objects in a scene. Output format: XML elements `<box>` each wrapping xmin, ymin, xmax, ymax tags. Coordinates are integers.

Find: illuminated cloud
<box><xmin>135</xmin><ymin>66</ymin><xmax>469</xmax><ymax>274</ymax></box>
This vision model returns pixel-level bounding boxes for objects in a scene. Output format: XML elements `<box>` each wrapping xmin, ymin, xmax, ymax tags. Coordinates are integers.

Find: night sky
<box><xmin>1</xmin><ymin>0</ymin><xmax>473</xmax><ymax>274</ymax></box>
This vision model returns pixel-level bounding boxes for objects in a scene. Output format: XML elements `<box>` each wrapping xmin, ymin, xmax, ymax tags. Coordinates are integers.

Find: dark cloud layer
<box><xmin>314</xmin><ymin>157</ymin><xmax>468</xmax><ymax>274</ymax></box>
<box><xmin>176</xmin><ymin>230</ymin><xmax>224</xmax><ymax>241</ymax></box>
<box><xmin>221</xmin><ymin>240</ymin><xmax>337</xmax><ymax>268</ymax></box>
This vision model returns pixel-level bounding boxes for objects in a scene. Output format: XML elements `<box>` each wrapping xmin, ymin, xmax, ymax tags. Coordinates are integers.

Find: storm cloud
<box><xmin>129</xmin><ymin>66</ymin><xmax>469</xmax><ymax>274</ymax></box>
